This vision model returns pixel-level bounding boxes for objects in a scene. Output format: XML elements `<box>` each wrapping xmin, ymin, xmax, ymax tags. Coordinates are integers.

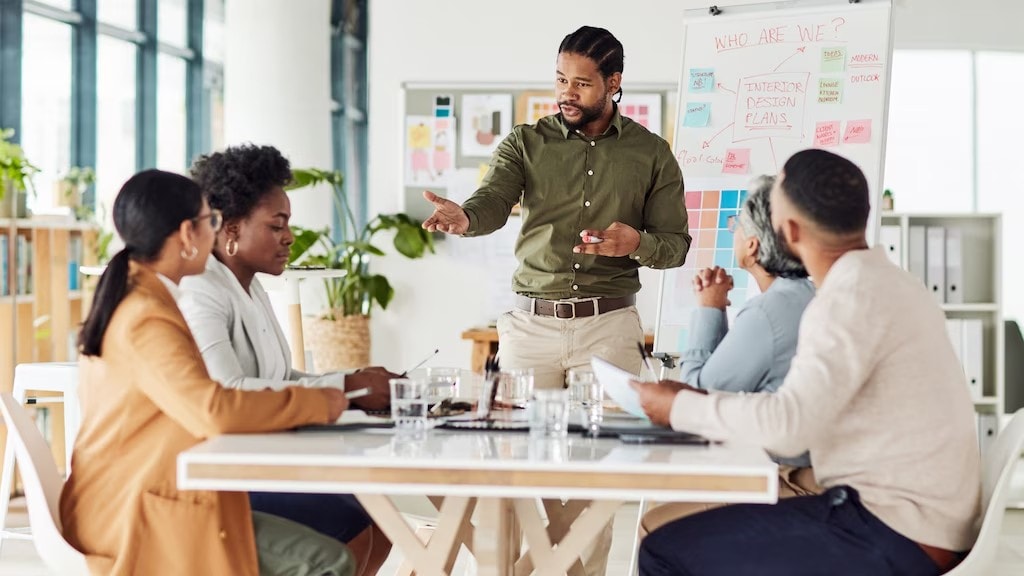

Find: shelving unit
<box><xmin>1</xmin><ymin>217</ymin><xmax>98</xmax><ymax>471</ymax></box>
<box><xmin>879</xmin><ymin>212</ymin><xmax>1004</xmax><ymax>417</ymax></box>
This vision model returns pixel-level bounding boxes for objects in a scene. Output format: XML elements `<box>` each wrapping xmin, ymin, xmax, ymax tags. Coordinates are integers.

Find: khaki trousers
<box><xmin>497</xmin><ymin>304</ymin><xmax>643</xmax><ymax>575</ymax></box>
<box><xmin>495</xmin><ymin>305</ymin><xmax>644</xmax><ymax>390</ymax></box>
<box><xmin>640</xmin><ymin>466</ymin><xmax>823</xmax><ymax>536</ymax></box>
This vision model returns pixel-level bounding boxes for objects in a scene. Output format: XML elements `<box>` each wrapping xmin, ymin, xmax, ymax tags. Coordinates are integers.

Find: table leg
<box><xmin>356</xmin><ymin>494</ymin><xmax>474</xmax><ymax>576</ymax></box>
<box><xmin>474</xmin><ymin>498</ymin><xmax>518</xmax><ymax>576</ymax></box>
<box><xmin>469</xmin><ymin>341</ymin><xmax>491</xmax><ymax>374</ymax></box>
<box><xmin>286</xmin><ymin>278</ymin><xmax>305</xmax><ymax>371</ymax></box>
<box><xmin>513</xmin><ymin>499</ymin><xmax>623</xmax><ymax>576</ymax></box>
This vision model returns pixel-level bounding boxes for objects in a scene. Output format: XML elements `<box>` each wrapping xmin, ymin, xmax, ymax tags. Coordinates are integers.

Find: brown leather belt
<box><xmin>916</xmin><ymin>542</ymin><xmax>964</xmax><ymax>573</ymax></box>
<box><xmin>515</xmin><ymin>294</ymin><xmax>635</xmax><ymax>319</ymax></box>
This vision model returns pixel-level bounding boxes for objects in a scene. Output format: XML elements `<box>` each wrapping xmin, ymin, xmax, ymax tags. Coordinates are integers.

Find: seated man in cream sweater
<box><xmin>634</xmin><ymin>148</ymin><xmax>981</xmax><ymax>576</ymax></box>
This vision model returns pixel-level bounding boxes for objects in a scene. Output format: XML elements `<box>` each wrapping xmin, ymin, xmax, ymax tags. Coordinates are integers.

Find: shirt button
<box><xmin>587</xmin><ymin>169</ymin><xmax>594</xmax><ymax>176</ymax></box>
<box><xmin>584</xmin><ymin>201</ymin><xmax>591</xmax><ymax>207</ymax></box>
<box><xmin>574</xmin><ymin>263</ymin><xmax>580</xmax><ymax>269</ymax></box>
<box><xmin>219</xmin><ymin>530</ymin><xmax>227</xmax><ymax>539</ymax></box>
<box><xmin>590</xmin><ymin>141</ymin><xmax>596</xmax><ymax>147</ymax></box>
<box><xmin>634</xmin><ymin>256</ymin><xmax>642</xmax><ymax>261</ymax></box>
<box><xmin>572</xmin><ymin>284</ymin><xmax>579</xmax><ymax>291</ymax></box>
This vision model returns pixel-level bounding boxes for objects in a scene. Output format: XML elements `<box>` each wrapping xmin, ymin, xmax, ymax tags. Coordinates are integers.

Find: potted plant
<box><xmin>55</xmin><ymin>166</ymin><xmax>96</xmax><ymax>219</ymax></box>
<box><xmin>0</xmin><ymin>128</ymin><xmax>38</xmax><ymax>219</ymax></box>
<box><xmin>286</xmin><ymin>167</ymin><xmax>434</xmax><ymax>370</ymax></box>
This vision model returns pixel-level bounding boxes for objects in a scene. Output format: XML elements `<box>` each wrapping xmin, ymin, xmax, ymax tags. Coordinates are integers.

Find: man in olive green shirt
<box><xmin>424</xmin><ymin>26</ymin><xmax>690</xmax><ymax>389</ymax></box>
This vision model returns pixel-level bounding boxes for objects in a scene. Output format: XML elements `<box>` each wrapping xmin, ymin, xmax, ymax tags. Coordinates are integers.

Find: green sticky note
<box><xmin>821</xmin><ymin>47</ymin><xmax>847</xmax><ymax>73</ymax></box>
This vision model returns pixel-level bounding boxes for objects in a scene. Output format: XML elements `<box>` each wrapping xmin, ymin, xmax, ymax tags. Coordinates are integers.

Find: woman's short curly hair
<box><xmin>190</xmin><ymin>144</ymin><xmax>292</xmax><ymax>221</ymax></box>
<box><xmin>738</xmin><ymin>175</ymin><xmax>809</xmax><ymax>279</ymax></box>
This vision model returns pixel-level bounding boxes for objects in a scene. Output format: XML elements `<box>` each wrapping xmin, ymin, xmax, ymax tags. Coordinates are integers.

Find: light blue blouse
<box><xmin>680</xmin><ymin>275</ymin><xmax>815</xmax><ymax>467</ymax></box>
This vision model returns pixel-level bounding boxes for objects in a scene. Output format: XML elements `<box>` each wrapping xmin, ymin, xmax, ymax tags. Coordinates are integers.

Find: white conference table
<box><xmin>178</xmin><ymin>428</ymin><xmax>778</xmax><ymax>576</ymax></box>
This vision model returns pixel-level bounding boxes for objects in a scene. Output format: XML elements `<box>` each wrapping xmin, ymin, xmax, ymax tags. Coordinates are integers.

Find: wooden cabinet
<box><xmin>1</xmin><ymin>218</ymin><xmax>98</xmax><ymax>471</ymax></box>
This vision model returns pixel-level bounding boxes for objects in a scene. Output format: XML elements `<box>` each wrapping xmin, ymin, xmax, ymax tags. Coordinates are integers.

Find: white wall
<box><xmin>348</xmin><ymin>0</ymin><xmax>1022</xmax><ymax>371</ymax></box>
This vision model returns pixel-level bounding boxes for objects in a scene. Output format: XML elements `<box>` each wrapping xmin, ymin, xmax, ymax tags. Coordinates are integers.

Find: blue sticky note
<box><xmin>689</xmin><ymin>68</ymin><xmax>715</xmax><ymax>93</ymax></box>
<box><xmin>683</xmin><ymin>102</ymin><xmax>711</xmax><ymax>127</ymax></box>
<box><xmin>721</xmin><ymin>190</ymin><xmax>740</xmax><ymax>209</ymax></box>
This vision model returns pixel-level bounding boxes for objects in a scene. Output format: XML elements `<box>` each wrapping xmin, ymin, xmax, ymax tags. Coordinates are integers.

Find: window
<box><xmin>882</xmin><ymin>51</ymin><xmax>973</xmax><ymax>213</ymax></box>
<box><xmin>157</xmin><ymin>53</ymin><xmax>187</xmax><ymax>172</ymax></box>
<box><xmin>97</xmin><ymin>0</ymin><xmax>138</xmax><ymax>30</ymax></box>
<box><xmin>96</xmin><ymin>36</ymin><xmax>138</xmax><ymax>223</ymax></box>
<box><xmin>158</xmin><ymin>0</ymin><xmax>188</xmax><ymax>47</ymax></box>
<box><xmin>205</xmin><ymin>0</ymin><xmax>226</xmax><ymax>152</ymax></box>
<box><xmin>20</xmin><ymin>13</ymin><xmax>72</xmax><ymax>212</ymax></box>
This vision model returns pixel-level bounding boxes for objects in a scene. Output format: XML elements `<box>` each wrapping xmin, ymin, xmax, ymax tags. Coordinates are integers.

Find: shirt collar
<box><xmin>555</xmin><ymin>102</ymin><xmax>624</xmax><ymax>140</ymax></box>
<box><xmin>155</xmin><ymin>273</ymin><xmax>181</xmax><ymax>301</ymax></box>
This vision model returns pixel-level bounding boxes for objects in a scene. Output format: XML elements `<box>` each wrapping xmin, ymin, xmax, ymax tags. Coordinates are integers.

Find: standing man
<box><xmin>635</xmin><ymin>149</ymin><xmax>980</xmax><ymax>576</ymax></box>
<box><xmin>423</xmin><ymin>25</ymin><xmax>690</xmax><ymax>389</ymax></box>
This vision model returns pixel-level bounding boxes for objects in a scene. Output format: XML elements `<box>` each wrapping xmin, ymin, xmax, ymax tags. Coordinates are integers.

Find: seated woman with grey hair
<box><xmin>640</xmin><ymin>175</ymin><xmax>818</xmax><ymax>535</ymax></box>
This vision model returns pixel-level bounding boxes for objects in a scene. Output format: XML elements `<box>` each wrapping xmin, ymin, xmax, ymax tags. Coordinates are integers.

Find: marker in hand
<box><xmin>580</xmin><ymin>231</ymin><xmax>603</xmax><ymax>244</ymax></box>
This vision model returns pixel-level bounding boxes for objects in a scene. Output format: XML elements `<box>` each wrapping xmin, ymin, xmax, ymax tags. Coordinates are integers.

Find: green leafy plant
<box><xmin>0</xmin><ymin>128</ymin><xmax>38</xmax><ymax>202</ymax></box>
<box><xmin>59</xmin><ymin>166</ymin><xmax>97</xmax><ymax>220</ymax></box>
<box><xmin>286</xmin><ymin>168</ymin><xmax>434</xmax><ymax>319</ymax></box>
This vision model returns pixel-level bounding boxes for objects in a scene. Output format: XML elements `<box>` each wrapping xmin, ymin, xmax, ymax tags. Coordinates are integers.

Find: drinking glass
<box><xmin>422</xmin><ymin>367</ymin><xmax>461</xmax><ymax>403</ymax></box>
<box><xmin>529</xmin><ymin>388</ymin><xmax>569</xmax><ymax>440</ymax></box>
<box><xmin>567</xmin><ymin>368</ymin><xmax>604</xmax><ymax>436</ymax></box>
<box><xmin>389</xmin><ymin>378</ymin><xmax>429</xmax><ymax>431</ymax></box>
<box><xmin>497</xmin><ymin>368</ymin><xmax>534</xmax><ymax>408</ymax></box>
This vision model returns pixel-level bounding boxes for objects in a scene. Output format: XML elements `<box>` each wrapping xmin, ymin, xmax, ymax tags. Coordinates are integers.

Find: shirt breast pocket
<box><xmin>608</xmin><ymin>162</ymin><xmax>650</xmax><ymax>221</ymax></box>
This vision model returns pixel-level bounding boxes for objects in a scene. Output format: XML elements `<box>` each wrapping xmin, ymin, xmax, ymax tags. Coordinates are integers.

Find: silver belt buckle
<box><xmin>554</xmin><ymin>301</ymin><xmax>575</xmax><ymax>319</ymax></box>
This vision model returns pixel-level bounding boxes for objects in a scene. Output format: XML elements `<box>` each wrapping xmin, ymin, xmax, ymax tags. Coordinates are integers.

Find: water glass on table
<box><xmin>567</xmin><ymin>368</ymin><xmax>604</xmax><ymax>436</ymax></box>
<box><xmin>389</xmin><ymin>378</ymin><xmax>429</xmax><ymax>431</ymax></box>
<box><xmin>529</xmin><ymin>388</ymin><xmax>570</xmax><ymax>440</ymax></box>
<box><xmin>422</xmin><ymin>367</ymin><xmax>461</xmax><ymax>403</ymax></box>
<box><xmin>497</xmin><ymin>368</ymin><xmax>535</xmax><ymax>409</ymax></box>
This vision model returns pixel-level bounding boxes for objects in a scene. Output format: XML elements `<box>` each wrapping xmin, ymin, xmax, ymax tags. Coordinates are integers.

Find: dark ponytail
<box><xmin>78</xmin><ymin>170</ymin><xmax>203</xmax><ymax>356</ymax></box>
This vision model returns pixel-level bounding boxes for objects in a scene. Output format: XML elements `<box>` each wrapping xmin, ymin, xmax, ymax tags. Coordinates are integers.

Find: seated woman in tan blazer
<box><xmin>59</xmin><ymin>170</ymin><xmax>356</xmax><ymax>576</ymax></box>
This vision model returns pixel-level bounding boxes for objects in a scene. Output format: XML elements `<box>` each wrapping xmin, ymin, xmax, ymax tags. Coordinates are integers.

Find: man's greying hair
<box><xmin>558</xmin><ymin>26</ymin><xmax>624</xmax><ymax>101</ymax></box>
<box><xmin>780</xmin><ymin>149</ymin><xmax>869</xmax><ymax>234</ymax></box>
<box><xmin>740</xmin><ymin>175</ymin><xmax>809</xmax><ymax>279</ymax></box>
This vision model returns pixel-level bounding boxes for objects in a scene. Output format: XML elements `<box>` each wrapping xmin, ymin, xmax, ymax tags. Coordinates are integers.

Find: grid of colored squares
<box><xmin>619</xmin><ymin>104</ymin><xmax>650</xmax><ymax>130</ymax></box>
<box><xmin>683</xmin><ymin>189</ymin><xmax>749</xmax><ymax>274</ymax></box>
<box><xmin>527</xmin><ymin>97</ymin><xmax>559</xmax><ymax>124</ymax></box>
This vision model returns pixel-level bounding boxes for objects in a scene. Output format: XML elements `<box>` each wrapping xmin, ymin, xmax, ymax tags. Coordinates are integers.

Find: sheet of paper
<box><xmin>591</xmin><ymin>356</ymin><xmax>645</xmax><ymax>418</ymax></box>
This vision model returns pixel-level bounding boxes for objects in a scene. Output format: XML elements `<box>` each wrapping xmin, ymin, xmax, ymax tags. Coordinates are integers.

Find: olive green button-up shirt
<box><xmin>462</xmin><ymin>108</ymin><xmax>691</xmax><ymax>299</ymax></box>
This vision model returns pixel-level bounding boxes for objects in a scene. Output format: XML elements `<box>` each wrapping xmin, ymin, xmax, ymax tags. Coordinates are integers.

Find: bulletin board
<box><xmin>400</xmin><ymin>82</ymin><xmax>678</xmax><ymax>222</ymax></box>
<box><xmin>654</xmin><ymin>0</ymin><xmax>894</xmax><ymax>354</ymax></box>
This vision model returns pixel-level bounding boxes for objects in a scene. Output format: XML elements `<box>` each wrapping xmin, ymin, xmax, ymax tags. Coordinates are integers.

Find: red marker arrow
<box><xmin>773</xmin><ymin>46</ymin><xmax>807</xmax><ymax>72</ymax></box>
<box><xmin>716</xmin><ymin>82</ymin><xmax>736</xmax><ymax>95</ymax></box>
<box><xmin>702</xmin><ymin>123</ymin><xmax>735</xmax><ymax>149</ymax></box>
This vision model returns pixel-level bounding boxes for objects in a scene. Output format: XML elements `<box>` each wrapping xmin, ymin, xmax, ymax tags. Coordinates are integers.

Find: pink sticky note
<box><xmin>843</xmin><ymin>119</ymin><xmax>872</xmax><ymax>144</ymax></box>
<box><xmin>814</xmin><ymin>121</ymin><xmax>840</xmax><ymax>147</ymax></box>
<box><xmin>722</xmin><ymin>148</ymin><xmax>751</xmax><ymax>174</ymax></box>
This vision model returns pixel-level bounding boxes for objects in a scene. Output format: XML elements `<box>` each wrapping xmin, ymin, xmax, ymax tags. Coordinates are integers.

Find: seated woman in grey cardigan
<box><xmin>641</xmin><ymin>175</ymin><xmax>818</xmax><ymax>535</ymax></box>
<box><xmin>178</xmin><ymin>144</ymin><xmax>393</xmax><ymax>576</ymax></box>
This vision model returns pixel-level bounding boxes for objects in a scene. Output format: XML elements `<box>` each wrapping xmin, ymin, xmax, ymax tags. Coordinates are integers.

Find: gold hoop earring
<box><xmin>225</xmin><ymin>238</ymin><xmax>238</xmax><ymax>257</ymax></box>
<box><xmin>180</xmin><ymin>246</ymin><xmax>198</xmax><ymax>261</ymax></box>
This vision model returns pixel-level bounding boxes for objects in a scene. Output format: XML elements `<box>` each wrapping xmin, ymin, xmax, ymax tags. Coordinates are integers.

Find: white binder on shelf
<box><xmin>908</xmin><ymin>226</ymin><xmax>926</xmax><ymax>285</ymax></box>
<box><xmin>945</xmin><ymin>227</ymin><xmax>964</xmax><ymax>304</ymax></box>
<box><xmin>925</xmin><ymin>227</ymin><xmax>946</xmax><ymax>303</ymax></box>
<box><xmin>879</xmin><ymin>225</ymin><xmax>902</xmax><ymax>268</ymax></box>
<box><xmin>977</xmin><ymin>412</ymin><xmax>997</xmax><ymax>457</ymax></box>
<box><xmin>961</xmin><ymin>318</ymin><xmax>984</xmax><ymax>401</ymax></box>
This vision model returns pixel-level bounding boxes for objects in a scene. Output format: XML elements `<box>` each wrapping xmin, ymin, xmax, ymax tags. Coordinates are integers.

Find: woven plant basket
<box><xmin>304</xmin><ymin>313</ymin><xmax>371</xmax><ymax>371</ymax></box>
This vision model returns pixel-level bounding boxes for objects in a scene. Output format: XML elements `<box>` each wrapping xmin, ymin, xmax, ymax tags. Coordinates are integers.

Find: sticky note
<box><xmin>821</xmin><ymin>47</ymin><xmax>847</xmax><ymax>73</ymax></box>
<box><xmin>818</xmin><ymin>78</ymin><xmax>842</xmax><ymax>104</ymax></box>
<box><xmin>722</xmin><ymin>148</ymin><xmax>751</xmax><ymax>174</ymax></box>
<box><xmin>689</xmin><ymin>68</ymin><xmax>715</xmax><ymax>93</ymax></box>
<box><xmin>843</xmin><ymin>119</ymin><xmax>872</xmax><ymax>144</ymax></box>
<box><xmin>814</xmin><ymin>121</ymin><xmax>840</xmax><ymax>147</ymax></box>
<box><xmin>683</xmin><ymin>102</ymin><xmax>711</xmax><ymax>127</ymax></box>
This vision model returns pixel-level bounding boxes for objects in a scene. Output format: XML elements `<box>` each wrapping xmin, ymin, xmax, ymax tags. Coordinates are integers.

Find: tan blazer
<box><xmin>60</xmin><ymin>264</ymin><xmax>333</xmax><ymax>576</ymax></box>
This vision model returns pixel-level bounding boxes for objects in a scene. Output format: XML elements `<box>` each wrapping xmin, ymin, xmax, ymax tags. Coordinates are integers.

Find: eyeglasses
<box><xmin>193</xmin><ymin>209</ymin><xmax>223</xmax><ymax>232</ymax></box>
<box><xmin>727</xmin><ymin>214</ymin><xmax>738</xmax><ymax>233</ymax></box>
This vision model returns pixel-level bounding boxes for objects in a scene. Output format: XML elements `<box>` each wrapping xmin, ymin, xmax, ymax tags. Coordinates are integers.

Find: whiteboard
<box><xmin>654</xmin><ymin>0</ymin><xmax>894</xmax><ymax>355</ymax></box>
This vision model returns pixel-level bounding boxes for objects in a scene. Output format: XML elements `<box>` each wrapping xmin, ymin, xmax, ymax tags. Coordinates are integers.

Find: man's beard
<box><xmin>560</xmin><ymin>101</ymin><xmax>605</xmax><ymax>132</ymax></box>
<box><xmin>775</xmin><ymin>225</ymin><xmax>801</xmax><ymax>263</ymax></box>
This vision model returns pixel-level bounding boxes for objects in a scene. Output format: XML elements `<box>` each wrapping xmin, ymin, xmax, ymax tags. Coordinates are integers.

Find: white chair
<box><xmin>946</xmin><ymin>408</ymin><xmax>1024</xmax><ymax>575</ymax></box>
<box><xmin>0</xmin><ymin>392</ymin><xmax>89</xmax><ymax>574</ymax></box>
<box><xmin>0</xmin><ymin>362</ymin><xmax>80</xmax><ymax>548</ymax></box>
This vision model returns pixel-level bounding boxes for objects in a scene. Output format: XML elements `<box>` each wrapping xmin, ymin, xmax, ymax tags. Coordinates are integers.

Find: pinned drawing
<box><xmin>619</xmin><ymin>93</ymin><xmax>664</xmax><ymax>135</ymax></box>
<box><xmin>461</xmin><ymin>94</ymin><xmax>513</xmax><ymax>157</ymax></box>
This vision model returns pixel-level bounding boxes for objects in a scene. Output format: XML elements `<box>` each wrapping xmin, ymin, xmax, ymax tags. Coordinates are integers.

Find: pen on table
<box><xmin>344</xmin><ymin>387</ymin><xmax>371</xmax><ymax>400</ymax></box>
<box><xmin>637</xmin><ymin>342</ymin><xmax>655</xmax><ymax>375</ymax></box>
<box><xmin>399</xmin><ymin>348</ymin><xmax>440</xmax><ymax>377</ymax></box>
